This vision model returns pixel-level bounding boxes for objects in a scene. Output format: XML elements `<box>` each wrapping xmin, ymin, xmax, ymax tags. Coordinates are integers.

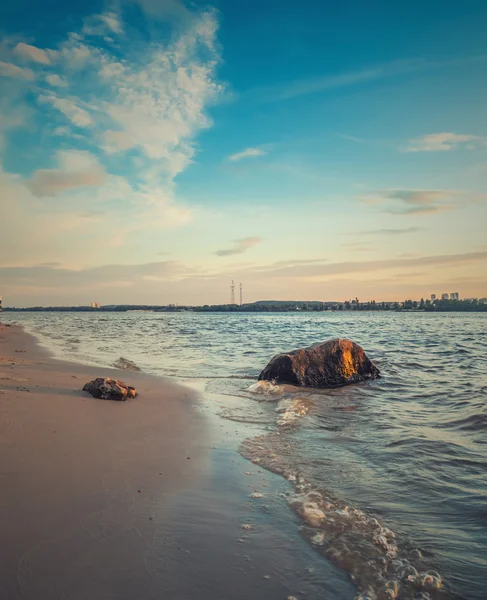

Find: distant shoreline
<box><xmin>2</xmin><ymin>300</ymin><xmax>487</xmax><ymax>314</ymax></box>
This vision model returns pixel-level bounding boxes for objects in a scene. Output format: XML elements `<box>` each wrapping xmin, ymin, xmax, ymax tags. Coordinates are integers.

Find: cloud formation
<box><xmin>38</xmin><ymin>94</ymin><xmax>93</xmax><ymax>127</ymax></box>
<box><xmin>354</xmin><ymin>227</ymin><xmax>425</xmax><ymax>236</ymax></box>
<box><xmin>0</xmin><ymin>3</ymin><xmax>223</xmax><ymax>261</ymax></box>
<box><xmin>405</xmin><ymin>132</ymin><xmax>486</xmax><ymax>152</ymax></box>
<box><xmin>46</xmin><ymin>74</ymin><xmax>68</xmax><ymax>87</ymax></box>
<box><xmin>1</xmin><ymin>250</ymin><xmax>486</xmax><ymax>305</ymax></box>
<box><xmin>228</xmin><ymin>147</ymin><xmax>267</xmax><ymax>162</ymax></box>
<box><xmin>0</xmin><ymin>60</ymin><xmax>35</xmax><ymax>80</ymax></box>
<box><xmin>361</xmin><ymin>189</ymin><xmax>466</xmax><ymax>215</ymax></box>
<box><xmin>215</xmin><ymin>237</ymin><xmax>263</xmax><ymax>256</ymax></box>
<box><xmin>243</xmin><ymin>251</ymin><xmax>487</xmax><ymax>279</ymax></box>
<box><xmin>14</xmin><ymin>42</ymin><xmax>51</xmax><ymax>64</ymax></box>
<box><xmin>82</xmin><ymin>12</ymin><xmax>123</xmax><ymax>36</ymax></box>
<box><xmin>25</xmin><ymin>150</ymin><xmax>106</xmax><ymax>197</ymax></box>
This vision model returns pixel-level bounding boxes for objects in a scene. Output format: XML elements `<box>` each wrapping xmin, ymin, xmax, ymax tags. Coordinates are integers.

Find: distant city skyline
<box><xmin>0</xmin><ymin>0</ymin><xmax>486</xmax><ymax>306</ymax></box>
<box><xmin>5</xmin><ymin>289</ymin><xmax>487</xmax><ymax>311</ymax></box>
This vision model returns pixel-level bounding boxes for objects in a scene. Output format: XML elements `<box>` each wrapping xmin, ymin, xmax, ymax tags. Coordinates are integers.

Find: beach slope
<box><xmin>0</xmin><ymin>324</ymin><xmax>207</xmax><ymax>599</ymax></box>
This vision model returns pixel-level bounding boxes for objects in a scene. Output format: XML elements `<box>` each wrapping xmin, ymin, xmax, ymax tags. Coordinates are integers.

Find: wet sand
<box><xmin>0</xmin><ymin>323</ymin><xmax>355</xmax><ymax>600</ymax></box>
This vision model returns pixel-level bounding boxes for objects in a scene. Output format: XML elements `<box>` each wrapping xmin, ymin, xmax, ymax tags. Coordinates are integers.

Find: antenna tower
<box><xmin>239</xmin><ymin>283</ymin><xmax>243</xmax><ymax>306</ymax></box>
<box><xmin>230</xmin><ymin>280</ymin><xmax>235</xmax><ymax>305</ymax></box>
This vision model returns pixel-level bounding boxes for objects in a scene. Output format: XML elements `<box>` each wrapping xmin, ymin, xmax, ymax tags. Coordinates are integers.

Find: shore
<box><xmin>0</xmin><ymin>322</ymin><xmax>356</xmax><ymax>600</ymax></box>
<box><xmin>0</xmin><ymin>323</ymin><xmax>209</xmax><ymax>598</ymax></box>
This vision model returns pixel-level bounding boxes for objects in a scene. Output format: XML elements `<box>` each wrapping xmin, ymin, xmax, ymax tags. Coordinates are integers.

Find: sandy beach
<box><xmin>0</xmin><ymin>322</ymin><xmax>355</xmax><ymax>600</ymax></box>
<box><xmin>0</xmin><ymin>323</ymin><xmax>209</xmax><ymax>598</ymax></box>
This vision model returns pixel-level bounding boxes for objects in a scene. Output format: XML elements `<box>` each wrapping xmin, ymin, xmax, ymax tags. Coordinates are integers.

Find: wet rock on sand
<box><xmin>113</xmin><ymin>357</ymin><xmax>141</xmax><ymax>371</ymax></box>
<box><xmin>259</xmin><ymin>338</ymin><xmax>379</xmax><ymax>388</ymax></box>
<box><xmin>82</xmin><ymin>377</ymin><xmax>137</xmax><ymax>401</ymax></box>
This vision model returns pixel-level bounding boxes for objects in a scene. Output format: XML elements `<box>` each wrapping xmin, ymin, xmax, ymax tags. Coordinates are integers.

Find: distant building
<box><xmin>91</xmin><ymin>302</ymin><xmax>101</xmax><ymax>309</ymax></box>
<box><xmin>450</xmin><ymin>292</ymin><xmax>459</xmax><ymax>300</ymax></box>
<box><xmin>431</xmin><ymin>294</ymin><xmax>436</xmax><ymax>301</ymax></box>
<box><xmin>441</xmin><ymin>293</ymin><xmax>449</xmax><ymax>300</ymax></box>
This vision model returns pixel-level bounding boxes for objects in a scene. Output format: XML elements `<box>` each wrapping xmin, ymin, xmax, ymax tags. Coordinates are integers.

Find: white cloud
<box><xmin>0</xmin><ymin>159</ymin><xmax>192</xmax><ymax>271</ymax></box>
<box><xmin>25</xmin><ymin>150</ymin><xmax>106</xmax><ymax>197</ymax></box>
<box><xmin>0</xmin><ymin>60</ymin><xmax>35</xmax><ymax>81</ymax></box>
<box><xmin>49</xmin><ymin>37</ymin><xmax>93</xmax><ymax>69</ymax></box>
<box><xmin>38</xmin><ymin>94</ymin><xmax>92</xmax><ymax>127</ymax></box>
<box><xmin>46</xmin><ymin>74</ymin><xmax>68</xmax><ymax>87</ymax></box>
<box><xmin>82</xmin><ymin>12</ymin><xmax>123</xmax><ymax>36</ymax></box>
<box><xmin>228</xmin><ymin>147</ymin><xmax>267</xmax><ymax>162</ymax></box>
<box><xmin>26</xmin><ymin>169</ymin><xmax>106</xmax><ymax>198</ymax></box>
<box><xmin>101</xmin><ymin>13</ymin><xmax>123</xmax><ymax>33</ymax></box>
<box><xmin>103</xmin><ymin>130</ymin><xmax>135</xmax><ymax>153</ymax></box>
<box><xmin>14</xmin><ymin>42</ymin><xmax>51</xmax><ymax>65</ymax></box>
<box><xmin>0</xmin><ymin>3</ymin><xmax>222</xmax><ymax>266</ymax></box>
<box><xmin>405</xmin><ymin>132</ymin><xmax>486</xmax><ymax>152</ymax></box>
<box><xmin>56</xmin><ymin>149</ymin><xmax>100</xmax><ymax>171</ymax></box>
<box><xmin>94</xmin><ymin>15</ymin><xmax>222</xmax><ymax>175</ymax></box>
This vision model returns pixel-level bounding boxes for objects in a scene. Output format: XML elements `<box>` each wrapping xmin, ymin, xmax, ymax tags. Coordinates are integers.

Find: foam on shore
<box><xmin>241</xmin><ymin>432</ymin><xmax>446</xmax><ymax>600</ymax></box>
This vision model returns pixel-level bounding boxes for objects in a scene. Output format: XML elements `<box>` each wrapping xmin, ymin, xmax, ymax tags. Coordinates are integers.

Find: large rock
<box><xmin>82</xmin><ymin>377</ymin><xmax>137</xmax><ymax>401</ymax></box>
<box><xmin>258</xmin><ymin>338</ymin><xmax>380</xmax><ymax>388</ymax></box>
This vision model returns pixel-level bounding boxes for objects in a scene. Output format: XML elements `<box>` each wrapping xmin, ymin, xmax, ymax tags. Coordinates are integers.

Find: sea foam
<box><xmin>247</xmin><ymin>380</ymin><xmax>284</xmax><ymax>395</ymax></box>
<box><xmin>241</xmin><ymin>432</ymin><xmax>445</xmax><ymax>600</ymax></box>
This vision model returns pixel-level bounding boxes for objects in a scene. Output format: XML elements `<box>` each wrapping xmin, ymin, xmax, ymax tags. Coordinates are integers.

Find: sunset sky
<box><xmin>1</xmin><ymin>0</ymin><xmax>486</xmax><ymax>306</ymax></box>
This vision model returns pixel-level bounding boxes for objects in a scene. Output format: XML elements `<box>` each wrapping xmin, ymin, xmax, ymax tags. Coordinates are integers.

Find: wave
<box><xmin>275</xmin><ymin>397</ymin><xmax>313</xmax><ymax>427</ymax></box>
<box><xmin>437</xmin><ymin>413</ymin><xmax>487</xmax><ymax>432</ymax></box>
<box><xmin>247</xmin><ymin>380</ymin><xmax>285</xmax><ymax>395</ymax></box>
<box><xmin>241</xmin><ymin>433</ymin><xmax>447</xmax><ymax>600</ymax></box>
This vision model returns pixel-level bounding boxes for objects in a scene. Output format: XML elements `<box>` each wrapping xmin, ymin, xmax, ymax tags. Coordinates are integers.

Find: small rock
<box><xmin>113</xmin><ymin>357</ymin><xmax>141</xmax><ymax>371</ymax></box>
<box><xmin>82</xmin><ymin>377</ymin><xmax>137</xmax><ymax>401</ymax></box>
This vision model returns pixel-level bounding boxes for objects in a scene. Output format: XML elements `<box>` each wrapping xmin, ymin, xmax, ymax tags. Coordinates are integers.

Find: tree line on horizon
<box><xmin>2</xmin><ymin>298</ymin><xmax>486</xmax><ymax>312</ymax></box>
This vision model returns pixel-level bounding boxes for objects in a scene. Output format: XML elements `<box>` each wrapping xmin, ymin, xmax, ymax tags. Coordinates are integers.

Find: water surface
<box><xmin>4</xmin><ymin>311</ymin><xmax>486</xmax><ymax>599</ymax></box>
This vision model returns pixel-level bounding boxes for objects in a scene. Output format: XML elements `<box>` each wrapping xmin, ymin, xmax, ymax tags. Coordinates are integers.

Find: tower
<box><xmin>230</xmin><ymin>280</ymin><xmax>235</xmax><ymax>305</ymax></box>
<box><xmin>239</xmin><ymin>283</ymin><xmax>243</xmax><ymax>306</ymax></box>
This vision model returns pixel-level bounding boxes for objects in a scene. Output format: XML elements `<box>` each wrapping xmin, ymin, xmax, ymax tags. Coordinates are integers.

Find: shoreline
<box><xmin>0</xmin><ymin>322</ymin><xmax>356</xmax><ymax>600</ymax></box>
<box><xmin>0</xmin><ymin>322</ymin><xmax>208</xmax><ymax>598</ymax></box>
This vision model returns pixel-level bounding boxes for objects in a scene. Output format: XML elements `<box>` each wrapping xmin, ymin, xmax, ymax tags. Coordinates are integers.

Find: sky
<box><xmin>0</xmin><ymin>0</ymin><xmax>486</xmax><ymax>306</ymax></box>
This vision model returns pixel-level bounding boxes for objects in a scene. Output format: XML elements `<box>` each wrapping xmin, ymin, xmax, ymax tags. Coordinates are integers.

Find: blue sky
<box><xmin>0</xmin><ymin>0</ymin><xmax>486</xmax><ymax>305</ymax></box>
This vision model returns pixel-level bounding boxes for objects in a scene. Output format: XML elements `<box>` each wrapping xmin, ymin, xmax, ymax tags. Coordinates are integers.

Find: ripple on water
<box><xmin>241</xmin><ymin>433</ymin><xmax>448</xmax><ymax>600</ymax></box>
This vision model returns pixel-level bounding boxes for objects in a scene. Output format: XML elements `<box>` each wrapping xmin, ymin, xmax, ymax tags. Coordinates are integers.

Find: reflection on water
<box><xmin>4</xmin><ymin>311</ymin><xmax>487</xmax><ymax>599</ymax></box>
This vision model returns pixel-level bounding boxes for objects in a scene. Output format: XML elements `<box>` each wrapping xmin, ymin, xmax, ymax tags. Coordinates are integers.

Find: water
<box><xmin>3</xmin><ymin>311</ymin><xmax>486</xmax><ymax>600</ymax></box>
